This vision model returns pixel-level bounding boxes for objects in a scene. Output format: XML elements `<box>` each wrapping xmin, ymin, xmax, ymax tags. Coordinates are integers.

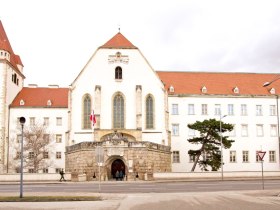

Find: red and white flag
<box><xmin>90</xmin><ymin>110</ymin><xmax>96</xmax><ymax>126</ymax></box>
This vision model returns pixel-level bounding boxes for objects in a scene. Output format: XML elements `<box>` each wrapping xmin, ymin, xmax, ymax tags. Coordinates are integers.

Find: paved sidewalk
<box><xmin>0</xmin><ymin>190</ymin><xmax>280</xmax><ymax>210</ymax></box>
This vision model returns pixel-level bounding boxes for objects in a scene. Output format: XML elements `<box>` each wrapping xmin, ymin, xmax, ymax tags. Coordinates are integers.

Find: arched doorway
<box><xmin>111</xmin><ymin>159</ymin><xmax>125</xmax><ymax>179</ymax></box>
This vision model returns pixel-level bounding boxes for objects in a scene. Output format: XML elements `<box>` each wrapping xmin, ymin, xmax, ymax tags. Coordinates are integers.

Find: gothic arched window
<box><xmin>82</xmin><ymin>94</ymin><xmax>91</xmax><ymax>129</ymax></box>
<box><xmin>113</xmin><ymin>93</ymin><xmax>124</xmax><ymax>128</ymax></box>
<box><xmin>115</xmin><ymin>66</ymin><xmax>122</xmax><ymax>79</ymax></box>
<box><xmin>146</xmin><ymin>95</ymin><xmax>154</xmax><ymax>129</ymax></box>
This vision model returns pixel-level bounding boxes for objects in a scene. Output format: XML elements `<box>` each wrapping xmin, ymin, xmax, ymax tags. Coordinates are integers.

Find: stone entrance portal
<box><xmin>111</xmin><ymin>159</ymin><xmax>125</xmax><ymax>179</ymax></box>
<box><xmin>65</xmin><ymin>131</ymin><xmax>171</xmax><ymax>181</ymax></box>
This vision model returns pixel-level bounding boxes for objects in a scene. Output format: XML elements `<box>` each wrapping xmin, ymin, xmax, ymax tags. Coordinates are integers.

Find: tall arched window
<box><xmin>113</xmin><ymin>93</ymin><xmax>124</xmax><ymax>128</ymax></box>
<box><xmin>82</xmin><ymin>94</ymin><xmax>91</xmax><ymax>129</ymax></box>
<box><xmin>115</xmin><ymin>66</ymin><xmax>122</xmax><ymax>79</ymax></box>
<box><xmin>146</xmin><ymin>95</ymin><xmax>154</xmax><ymax>129</ymax></box>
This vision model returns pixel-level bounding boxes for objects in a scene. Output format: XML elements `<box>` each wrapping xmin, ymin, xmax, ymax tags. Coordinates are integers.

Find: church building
<box><xmin>1</xmin><ymin>20</ymin><xmax>280</xmax><ymax>179</ymax></box>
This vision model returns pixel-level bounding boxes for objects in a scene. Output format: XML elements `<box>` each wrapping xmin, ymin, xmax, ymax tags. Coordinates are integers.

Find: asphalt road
<box><xmin>0</xmin><ymin>180</ymin><xmax>280</xmax><ymax>210</ymax></box>
<box><xmin>1</xmin><ymin>179</ymin><xmax>280</xmax><ymax>194</ymax></box>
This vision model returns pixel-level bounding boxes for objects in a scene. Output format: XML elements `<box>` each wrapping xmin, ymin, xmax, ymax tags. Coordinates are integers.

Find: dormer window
<box><xmin>233</xmin><ymin>87</ymin><xmax>239</xmax><ymax>94</ymax></box>
<box><xmin>169</xmin><ymin>86</ymin><xmax>174</xmax><ymax>93</ymax></box>
<box><xmin>201</xmin><ymin>86</ymin><xmax>207</xmax><ymax>94</ymax></box>
<box><xmin>270</xmin><ymin>88</ymin><xmax>276</xmax><ymax>94</ymax></box>
<box><xmin>115</xmin><ymin>66</ymin><xmax>122</xmax><ymax>80</ymax></box>
<box><xmin>47</xmin><ymin>100</ymin><xmax>52</xmax><ymax>106</ymax></box>
<box><xmin>20</xmin><ymin>99</ymin><xmax>24</xmax><ymax>106</ymax></box>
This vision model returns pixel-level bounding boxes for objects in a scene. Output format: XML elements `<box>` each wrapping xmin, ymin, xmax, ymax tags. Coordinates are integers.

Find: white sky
<box><xmin>1</xmin><ymin>0</ymin><xmax>280</xmax><ymax>87</ymax></box>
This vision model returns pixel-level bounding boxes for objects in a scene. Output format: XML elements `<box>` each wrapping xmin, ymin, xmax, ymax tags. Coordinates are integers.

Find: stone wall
<box><xmin>65</xmin><ymin>140</ymin><xmax>171</xmax><ymax>181</ymax></box>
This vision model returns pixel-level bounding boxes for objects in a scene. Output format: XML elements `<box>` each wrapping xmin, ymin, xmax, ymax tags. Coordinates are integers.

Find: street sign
<box><xmin>257</xmin><ymin>151</ymin><xmax>266</xmax><ymax>161</ymax></box>
<box><xmin>95</xmin><ymin>146</ymin><xmax>104</xmax><ymax>164</ymax></box>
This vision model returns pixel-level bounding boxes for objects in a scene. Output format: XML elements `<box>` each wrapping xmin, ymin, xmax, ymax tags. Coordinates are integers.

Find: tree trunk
<box><xmin>191</xmin><ymin>154</ymin><xmax>200</xmax><ymax>171</ymax></box>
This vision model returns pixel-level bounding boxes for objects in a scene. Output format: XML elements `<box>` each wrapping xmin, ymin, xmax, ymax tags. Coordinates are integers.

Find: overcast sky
<box><xmin>1</xmin><ymin>0</ymin><xmax>280</xmax><ymax>87</ymax></box>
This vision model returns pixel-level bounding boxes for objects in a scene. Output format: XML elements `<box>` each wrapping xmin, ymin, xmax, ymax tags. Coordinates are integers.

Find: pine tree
<box><xmin>188</xmin><ymin>119</ymin><xmax>234</xmax><ymax>171</ymax></box>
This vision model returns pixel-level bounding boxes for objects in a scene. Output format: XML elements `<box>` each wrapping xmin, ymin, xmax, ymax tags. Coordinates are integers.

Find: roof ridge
<box><xmin>100</xmin><ymin>32</ymin><xmax>137</xmax><ymax>49</ymax></box>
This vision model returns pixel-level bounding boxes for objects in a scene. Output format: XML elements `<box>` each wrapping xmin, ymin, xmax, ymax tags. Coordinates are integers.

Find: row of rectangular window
<box><xmin>171</xmin><ymin>104</ymin><xmax>277</xmax><ymax>116</ymax></box>
<box><xmin>171</xmin><ymin>124</ymin><xmax>278</xmax><ymax>137</ymax></box>
<box><xmin>18</xmin><ymin>117</ymin><xmax>63</xmax><ymax>126</ymax></box>
<box><xmin>17</xmin><ymin>151</ymin><xmax>62</xmax><ymax>159</ymax></box>
<box><xmin>27</xmin><ymin>168</ymin><xmax>63</xmax><ymax>173</ymax></box>
<box><xmin>172</xmin><ymin>151</ymin><xmax>276</xmax><ymax>163</ymax></box>
<box><xmin>17</xmin><ymin>134</ymin><xmax>63</xmax><ymax>143</ymax></box>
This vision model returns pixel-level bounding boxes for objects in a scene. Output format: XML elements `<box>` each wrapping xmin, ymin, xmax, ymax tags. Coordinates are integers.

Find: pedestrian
<box><xmin>59</xmin><ymin>169</ymin><xmax>66</xmax><ymax>182</ymax></box>
<box><xmin>115</xmin><ymin>170</ymin><xmax>119</xmax><ymax>181</ymax></box>
<box><xmin>119</xmin><ymin>170</ymin><xmax>123</xmax><ymax>181</ymax></box>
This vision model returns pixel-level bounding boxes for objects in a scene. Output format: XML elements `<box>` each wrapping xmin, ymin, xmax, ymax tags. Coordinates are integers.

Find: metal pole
<box><xmin>262</xmin><ymin>160</ymin><xmax>264</xmax><ymax>190</ymax></box>
<box><xmin>20</xmin><ymin>124</ymin><xmax>24</xmax><ymax>198</ymax></box>
<box><xmin>220</xmin><ymin>115</ymin><xmax>223</xmax><ymax>181</ymax></box>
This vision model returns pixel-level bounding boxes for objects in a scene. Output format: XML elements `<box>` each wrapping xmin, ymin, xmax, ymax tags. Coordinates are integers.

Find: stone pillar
<box><xmin>136</xmin><ymin>85</ymin><xmax>142</xmax><ymax>130</ymax></box>
<box><xmin>94</xmin><ymin>86</ymin><xmax>101</xmax><ymax>141</ymax></box>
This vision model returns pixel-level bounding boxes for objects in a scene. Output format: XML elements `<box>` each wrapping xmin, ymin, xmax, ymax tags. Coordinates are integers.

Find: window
<box><xmin>214</xmin><ymin>104</ymin><xmax>221</xmax><ymax>115</ymax></box>
<box><xmin>270</xmin><ymin>125</ymin><xmax>277</xmax><ymax>137</ymax></box>
<box><xmin>228</xmin><ymin>124</ymin><xmax>236</xmax><ymax>137</ymax></box>
<box><xmin>188</xmin><ymin>104</ymin><xmax>195</xmax><ymax>115</ymax></box>
<box><xmin>189</xmin><ymin>154</ymin><xmax>196</xmax><ymax>163</ymax></box>
<box><xmin>56</xmin><ymin>134</ymin><xmax>62</xmax><ymax>143</ymax></box>
<box><xmin>146</xmin><ymin>95</ymin><xmax>154</xmax><ymax>129</ymax></box>
<box><xmin>43</xmin><ymin>134</ymin><xmax>50</xmax><ymax>141</ymax></box>
<box><xmin>230</xmin><ymin>151</ymin><xmax>236</xmax><ymax>162</ymax></box>
<box><xmin>241</xmin><ymin>124</ymin><xmax>248</xmax><ymax>137</ymax></box>
<box><xmin>242</xmin><ymin>151</ymin><xmax>249</xmax><ymax>162</ymax></box>
<box><xmin>43</xmin><ymin>152</ymin><xmax>49</xmax><ymax>159</ymax></box>
<box><xmin>202</xmin><ymin>152</ymin><xmax>211</xmax><ymax>161</ymax></box>
<box><xmin>115</xmin><ymin>66</ymin><xmax>122</xmax><ymax>79</ymax></box>
<box><xmin>43</xmin><ymin>168</ymin><xmax>49</xmax><ymax>173</ymax></box>
<box><xmin>172</xmin><ymin>104</ymin><xmax>179</xmax><ymax>115</ymax></box>
<box><xmin>17</xmin><ymin>135</ymin><xmax>21</xmax><ymax>143</ymax></box>
<box><xmin>241</xmin><ymin>104</ymin><xmax>247</xmax><ymax>116</ymax></box>
<box><xmin>188</xmin><ymin>128</ymin><xmax>195</xmax><ymax>136</ymax></box>
<box><xmin>172</xmin><ymin>124</ymin><xmax>179</xmax><ymax>136</ymax></box>
<box><xmin>30</xmin><ymin>117</ymin><xmax>35</xmax><ymax>126</ymax></box>
<box><xmin>28</xmin><ymin>168</ymin><xmax>35</xmax><ymax>173</ymax></box>
<box><xmin>172</xmin><ymin>151</ymin><xmax>180</xmax><ymax>163</ymax></box>
<box><xmin>256</xmin><ymin>124</ymin><xmax>264</xmax><ymax>137</ymax></box>
<box><xmin>201</xmin><ymin>104</ymin><xmax>208</xmax><ymax>115</ymax></box>
<box><xmin>56</xmin><ymin>168</ymin><xmax>61</xmax><ymax>173</ymax></box>
<box><xmin>228</xmin><ymin>104</ymin><xmax>234</xmax><ymax>116</ymax></box>
<box><xmin>256</xmin><ymin>152</ymin><xmax>262</xmax><ymax>162</ymax></box>
<box><xmin>56</xmin><ymin>117</ymin><xmax>62</xmax><ymax>126</ymax></box>
<box><xmin>43</xmin><ymin>117</ymin><xmax>49</xmax><ymax>126</ymax></box>
<box><xmin>82</xmin><ymin>94</ymin><xmax>91</xmax><ymax>129</ymax></box>
<box><xmin>113</xmin><ymin>93</ymin><xmax>124</xmax><ymax>129</ymax></box>
<box><xmin>270</xmin><ymin>105</ymin><xmax>276</xmax><ymax>116</ymax></box>
<box><xmin>256</xmin><ymin>105</ymin><xmax>262</xmax><ymax>116</ymax></box>
<box><xmin>269</xmin><ymin>151</ymin><xmax>276</xmax><ymax>162</ymax></box>
<box><xmin>29</xmin><ymin>152</ymin><xmax>34</xmax><ymax>159</ymax></box>
<box><xmin>56</xmin><ymin>152</ymin><xmax>62</xmax><ymax>159</ymax></box>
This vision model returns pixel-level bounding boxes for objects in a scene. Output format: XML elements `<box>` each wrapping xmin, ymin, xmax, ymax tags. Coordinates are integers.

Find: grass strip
<box><xmin>0</xmin><ymin>196</ymin><xmax>101</xmax><ymax>202</ymax></box>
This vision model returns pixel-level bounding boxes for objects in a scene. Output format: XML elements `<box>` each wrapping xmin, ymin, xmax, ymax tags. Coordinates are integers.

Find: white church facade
<box><xmin>1</xmin><ymin>20</ymin><xmax>280</xmax><ymax>179</ymax></box>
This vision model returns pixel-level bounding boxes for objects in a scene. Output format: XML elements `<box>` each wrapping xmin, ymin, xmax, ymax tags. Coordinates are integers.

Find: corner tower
<box><xmin>0</xmin><ymin>20</ymin><xmax>25</xmax><ymax>173</ymax></box>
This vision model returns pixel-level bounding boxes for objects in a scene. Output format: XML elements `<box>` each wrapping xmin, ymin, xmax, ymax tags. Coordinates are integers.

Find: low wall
<box><xmin>153</xmin><ymin>171</ymin><xmax>280</xmax><ymax>180</ymax></box>
<box><xmin>0</xmin><ymin>173</ymin><xmax>71</xmax><ymax>182</ymax></box>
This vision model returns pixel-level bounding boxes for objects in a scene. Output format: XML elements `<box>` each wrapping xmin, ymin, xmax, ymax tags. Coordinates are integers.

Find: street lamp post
<box><xmin>19</xmin><ymin>117</ymin><xmax>25</xmax><ymax>198</ymax></box>
<box><xmin>220</xmin><ymin>114</ymin><xmax>227</xmax><ymax>181</ymax></box>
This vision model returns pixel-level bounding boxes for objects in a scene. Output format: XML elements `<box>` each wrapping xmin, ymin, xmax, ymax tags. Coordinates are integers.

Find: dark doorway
<box><xmin>111</xmin><ymin>159</ymin><xmax>125</xmax><ymax>179</ymax></box>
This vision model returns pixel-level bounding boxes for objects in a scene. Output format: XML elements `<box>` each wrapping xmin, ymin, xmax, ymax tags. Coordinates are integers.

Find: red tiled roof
<box><xmin>157</xmin><ymin>71</ymin><xmax>280</xmax><ymax>95</ymax></box>
<box><xmin>100</xmin><ymin>32</ymin><xmax>137</xmax><ymax>49</ymax></box>
<box><xmin>10</xmin><ymin>87</ymin><xmax>69</xmax><ymax>108</ymax></box>
<box><xmin>0</xmin><ymin>20</ymin><xmax>24</xmax><ymax>70</ymax></box>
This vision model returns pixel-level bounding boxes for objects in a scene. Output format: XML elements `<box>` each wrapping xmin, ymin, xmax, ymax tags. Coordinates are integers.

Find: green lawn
<box><xmin>0</xmin><ymin>196</ymin><xmax>101</xmax><ymax>202</ymax></box>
